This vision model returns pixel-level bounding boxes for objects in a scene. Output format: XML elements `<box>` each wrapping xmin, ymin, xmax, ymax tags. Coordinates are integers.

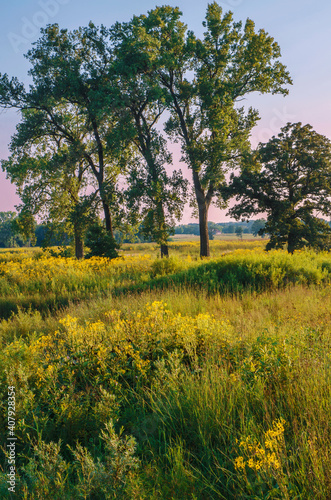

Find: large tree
<box><xmin>0</xmin><ymin>23</ymin><xmax>127</xmax><ymax>240</ymax></box>
<box><xmin>225</xmin><ymin>122</ymin><xmax>331</xmax><ymax>253</ymax></box>
<box><xmin>133</xmin><ymin>3</ymin><xmax>292</xmax><ymax>257</ymax></box>
<box><xmin>109</xmin><ymin>19</ymin><xmax>188</xmax><ymax>257</ymax></box>
<box><xmin>2</xmin><ymin>105</ymin><xmax>97</xmax><ymax>258</ymax></box>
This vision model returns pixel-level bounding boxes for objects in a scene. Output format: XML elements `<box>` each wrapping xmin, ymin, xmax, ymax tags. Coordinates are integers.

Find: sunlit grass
<box><xmin>0</xmin><ymin>244</ymin><xmax>330</xmax><ymax>498</ymax></box>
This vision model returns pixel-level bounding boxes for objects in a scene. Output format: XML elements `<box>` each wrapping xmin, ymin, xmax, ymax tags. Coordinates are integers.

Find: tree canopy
<box><xmin>109</xmin><ymin>20</ymin><xmax>188</xmax><ymax>256</ymax></box>
<box><xmin>1</xmin><ymin>24</ymin><xmax>127</xmax><ymax>246</ymax></box>
<box><xmin>129</xmin><ymin>3</ymin><xmax>291</xmax><ymax>256</ymax></box>
<box><xmin>2</xmin><ymin>103</ymin><xmax>98</xmax><ymax>258</ymax></box>
<box><xmin>8</xmin><ymin>4</ymin><xmax>331</xmax><ymax>259</ymax></box>
<box><xmin>226</xmin><ymin>123</ymin><xmax>331</xmax><ymax>252</ymax></box>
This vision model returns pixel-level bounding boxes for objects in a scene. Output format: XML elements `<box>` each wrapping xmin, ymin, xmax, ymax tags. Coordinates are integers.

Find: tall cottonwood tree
<box><xmin>0</xmin><ymin>23</ymin><xmax>127</xmax><ymax>240</ymax></box>
<box><xmin>132</xmin><ymin>3</ymin><xmax>292</xmax><ymax>257</ymax></box>
<box><xmin>2</xmin><ymin>105</ymin><xmax>96</xmax><ymax>258</ymax></box>
<box><xmin>109</xmin><ymin>20</ymin><xmax>188</xmax><ymax>257</ymax></box>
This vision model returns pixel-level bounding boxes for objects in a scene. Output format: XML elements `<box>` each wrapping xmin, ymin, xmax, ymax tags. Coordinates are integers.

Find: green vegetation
<box><xmin>0</xmin><ymin>244</ymin><xmax>330</xmax><ymax>499</ymax></box>
<box><xmin>2</xmin><ymin>5</ymin><xmax>329</xmax><ymax>259</ymax></box>
<box><xmin>226</xmin><ymin>123</ymin><xmax>331</xmax><ymax>253</ymax></box>
<box><xmin>0</xmin><ymin>2</ymin><xmax>330</xmax><ymax>499</ymax></box>
<box><xmin>0</xmin><ymin>212</ymin><xmax>24</xmax><ymax>248</ymax></box>
<box><xmin>0</xmin><ymin>2</ymin><xmax>292</xmax><ymax>258</ymax></box>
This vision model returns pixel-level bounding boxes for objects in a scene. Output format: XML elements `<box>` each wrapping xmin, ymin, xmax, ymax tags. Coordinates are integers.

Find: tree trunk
<box><xmin>102</xmin><ymin>201</ymin><xmax>113</xmax><ymax>237</ymax></box>
<box><xmin>160</xmin><ymin>244</ymin><xmax>169</xmax><ymax>258</ymax></box>
<box><xmin>75</xmin><ymin>231</ymin><xmax>84</xmax><ymax>259</ymax></box>
<box><xmin>287</xmin><ymin>229</ymin><xmax>296</xmax><ymax>254</ymax></box>
<box><xmin>198</xmin><ymin>202</ymin><xmax>210</xmax><ymax>258</ymax></box>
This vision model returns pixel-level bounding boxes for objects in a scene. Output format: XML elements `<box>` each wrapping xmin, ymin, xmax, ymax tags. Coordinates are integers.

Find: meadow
<box><xmin>0</xmin><ymin>240</ymin><xmax>330</xmax><ymax>499</ymax></box>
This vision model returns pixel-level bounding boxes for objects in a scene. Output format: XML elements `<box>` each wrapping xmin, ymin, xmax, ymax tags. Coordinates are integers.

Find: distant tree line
<box><xmin>0</xmin><ymin>212</ymin><xmax>269</xmax><ymax>249</ymax></box>
<box><xmin>174</xmin><ymin>220</ymin><xmax>267</xmax><ymax>238</ymax></box>
<box><xmin>1</xmin><ymin>4</ymin><xmax>331</xmax><ymax>257</ymax></box>
<box><xmin>0</xmin><ymin>213</ymin><xmax>72</xmax><ymax>249</ymax></box>
<box><xmin>0</xmin><ymin>214</ymin><xmax>167</xmax><ymax>249</ymax></box>
<box><xmin>0</xmin><ymin>213</ymin><xmax>268</xmax><ymax>249</ymax></box>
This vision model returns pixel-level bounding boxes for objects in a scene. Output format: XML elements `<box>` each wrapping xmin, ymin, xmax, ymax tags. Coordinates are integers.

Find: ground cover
<box><xmin>0</xmin><ymin>240</ymin><xmax>265</xmax><ymax>319</ymax></box>
<box><xmin>0</xmin><ymin>244</ymin><xmax>330</xmax><ymax>499</ymax></box>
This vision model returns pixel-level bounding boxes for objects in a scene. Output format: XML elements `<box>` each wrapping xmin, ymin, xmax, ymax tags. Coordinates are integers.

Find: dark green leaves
<box><xmin>227</xmin><ymin>123</ymin><xmax>331</xmax><ymax>252</ymax></box>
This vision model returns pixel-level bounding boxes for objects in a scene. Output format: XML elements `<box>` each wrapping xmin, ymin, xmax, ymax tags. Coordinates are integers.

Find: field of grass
<box><xmin>0</xmin><ymin>241</ymin><xmax>330</xmax><ymax>499</ymax></box>
<box><xmin>170</xmin><ymin>233</ymin><xmax>261</xmax><ymax>242</ymax></box>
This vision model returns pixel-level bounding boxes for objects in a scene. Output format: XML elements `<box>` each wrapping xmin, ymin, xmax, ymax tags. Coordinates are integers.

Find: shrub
<box><xmin>85</xmin><ymin>225</ymin><xmax>120</xmax><ymax>259</ymax></box>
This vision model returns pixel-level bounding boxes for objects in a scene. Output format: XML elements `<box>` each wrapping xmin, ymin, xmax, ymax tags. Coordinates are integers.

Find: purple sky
<box><xmin>1</xmin><ymin>0</ymin><xmax>331</xmax><ymax>222</ymax></box>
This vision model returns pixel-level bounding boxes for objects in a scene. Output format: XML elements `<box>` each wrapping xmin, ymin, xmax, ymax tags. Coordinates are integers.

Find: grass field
<box><xmin>0</xmin><ymin>240</ymin><xmax>330</xmax><ymax>499</ymax></box>
<box><xmin>170</xmin><ymin>234</ymin><xmax>261</xmax><ymax>242</ymax></box>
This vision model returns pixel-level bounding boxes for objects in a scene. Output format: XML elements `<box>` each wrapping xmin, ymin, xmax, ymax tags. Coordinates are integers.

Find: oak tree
<box><xmin>226</xmin><ymin>123</ymin><xmax>331</xmax><ymax>252</ymax></box>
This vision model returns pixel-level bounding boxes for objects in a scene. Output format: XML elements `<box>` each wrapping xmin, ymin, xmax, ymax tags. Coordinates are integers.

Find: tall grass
<box><xmin>0</xmin><ymin>246</ymin><xmax>330</xmax><ymax>498</ymax></box>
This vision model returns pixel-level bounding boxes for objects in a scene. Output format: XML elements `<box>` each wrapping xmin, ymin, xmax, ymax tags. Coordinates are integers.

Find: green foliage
<box><xmin>117</xmin><ymin>248</ymin><xmax>331</xmax><ymax>297</ymax></box>
<box><xmin>1</xmin><ymin>23</ymin><xmax>129</xmax><ymax>247</ymax></box>
<box><xmin>85</xmin><ymin>225</ymin><xmax>120</xmax><ymax>259</ymax></box>
<box><xmin>0</xmin><ymin>421</ymin><xmax>139</xmax><ymax>499</ymax></box>
<box><xmin>150</xmin><ymin>256</ymin><xmax>186</xmax><ymax>278</ymax></box>
<box><xmin>251</xmin><ymin>219</ymin><xmax>266</xmax><ymax>237</ymax></box>
<box><xmin>143</xmin><ymin>2</ymin><xmax>291</xmax><ymax>256</ymax></box>
<box><xmin>227</xmin><ymin>123</ymin><xmax>331</xmax><ymax>253</ymax></box>
<box><xmin>0</xmin><ymin>3</ymin><xmax>292</xmax><ymax>259</ymax></box>
<box><xmin>0</xmin><ymin>212</ymin><xmax>24</xmax><ymax>248</ymax></box>
<box><xmin>36</xmin><ymin>224</ymin><xmax>72</xmax><ymax>248</ymax></box>
<box><xmin>12</xmin><ymin>210</ymin><xmax>37</xmax><ymax>246</ymax></box>
<box><xmin>108</xmin><ymin>22</ymin><xmax>189</xmax><ymax>252</ymax></box>
<box><xmin>0</xmin><ymin>2</ymin><xmax>330</xmax><ymax>495</ymax></box>
<box><xmin>1</xmin><ymin>104</ymin><xmax>98</xmax><ymax>259</ymax></box>
<box><xmin>0</xmin><ymin>248</ymin><xmax>331</xmax><ymax>498</ymax></box>
<box><xmin>235</xmin><ymin>225</ymin><xmax>243</xmax><ymax>239</ymax></box>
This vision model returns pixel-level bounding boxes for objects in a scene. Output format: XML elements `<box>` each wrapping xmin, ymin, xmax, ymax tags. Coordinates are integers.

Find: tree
<box><xmin>208</xmin><ymin>222</ymin><xmax>220</xmax><ymax>240</ymax></box>
<box><xmin>12</xmin><ymin>209</ymin><xmax>37</xmax><ymax>246</ymax></box>
<box><xmin>223</xmin><ymin>223</ymin><xmax>235</xmax><ymax>234</ymax></box>
<box><xmin>2</xmin><ymin>105</ymin><xmax>97</xmax><ymax>258</ymax></box>
<box><xmin>85</xmin><ymin>223</ymin><xmax>120</xmax><ymax>259</ymax></box>
<box><xmin>136</xmin><ymin>3</ymin><xmax>291</xmax><ymax>257</ymax></box>
<box><xmin>0</xmin><ymin>212</ymin><xmax>24</xmax><ymax>248</ymax></box>
<box><xmin>226</xmin><ymin>123</ymin><xmax>331</xmax><ymax>252</ymax></box>
<box><xmin>251</xmin><ymin>219</ymin><xmax>266</xmax><ymax>237</ymax></box>
<box><xmin>109</xmin><ymin>19</ymin><xmax>188</xmax><ymax>257</ymax></box>
<box><xmin>235</xmin><ymin>225</ymin><xmax>243</xmax><ymax>239</ymax></box>
<box><xmin>35</xmin><ymin>223</ymin><xmax>71</xmax><ymax>248</ymax></box>
<box><xmin>0</xmin><ymin>24</ymin><xmax>128</xmax><ymax>243</ymax></box>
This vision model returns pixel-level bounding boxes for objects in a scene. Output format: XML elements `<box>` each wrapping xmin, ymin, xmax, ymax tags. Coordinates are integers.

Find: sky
<box><xmin>0</xmin><ymin>0</ymin><xmax>331</xmax><ymax>223</ymax></box>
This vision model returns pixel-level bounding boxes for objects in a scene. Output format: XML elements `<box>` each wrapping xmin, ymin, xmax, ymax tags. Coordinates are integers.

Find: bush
<box><xmin>150</xmin><ymin>256</ymin><xmax>185</xmax><ymax>277</ymax></box>
<box><xmin>85</xmin><ymin>225</ymin><xmax>120</xmax><ymax>259</ymax></box>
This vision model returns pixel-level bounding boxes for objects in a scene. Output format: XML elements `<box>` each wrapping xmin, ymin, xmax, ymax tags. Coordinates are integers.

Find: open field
<box><xmin>170</xmin><ymin>234</ymin><xmax>261</xmax><ymax>242</ymax></box>
<box><xmin>0</xmin><ymin>241</ymin><xmax>330</xmax><ymax>499</ymax></box>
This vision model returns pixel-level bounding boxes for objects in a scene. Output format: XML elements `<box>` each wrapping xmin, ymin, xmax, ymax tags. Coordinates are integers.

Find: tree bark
<box><xmin>160</xmin><ymin>244</ymin><xmax>169</xmax><ymax>258</ymax></box>
<box><xmin>102</xmin><ymin>201</ymin><xmax>113</xmax><ymax>237</ymax></box>
<box><xmin>198</xmin><ymin>201</ymin><xmax>210</xmax><ymax>258</ymax></box>
<box><xmin>75</xmin><ymin>231</ymin><xmax>84</xmax><ymax>259</ymax></box>
<box><xmin>287</xmin><ymin>229</ymin><xmax>296</xmax><ymax>254</ymax></box>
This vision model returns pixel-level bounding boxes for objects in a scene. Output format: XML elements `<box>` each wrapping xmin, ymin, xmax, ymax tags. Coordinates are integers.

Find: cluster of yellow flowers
<box><xmin>16</xmin><ymin>300</ymin><xmax>235</xmax><ymax>388</ymax></box>
<box><xmin>234</xmin><ymin>419</ymin><xmax>286</xmax><ymax>472</ymax></box>
<box><xmin>0</xmin><ymin>254</ymin><xmax>153</xmax><ymax>294</ymax></box>
<box><xmin>116</xmin><ymin>300</ymin><xmax>233</xmax><ymax>360</ymax></box>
